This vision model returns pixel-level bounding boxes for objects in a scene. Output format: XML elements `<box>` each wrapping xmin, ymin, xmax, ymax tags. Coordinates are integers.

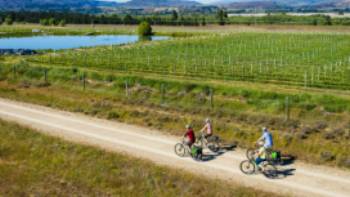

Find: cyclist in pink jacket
<box><xmin>200</xmin><ymin>118</ymin><xmax>213</xmax><ymax>139</ymax></box>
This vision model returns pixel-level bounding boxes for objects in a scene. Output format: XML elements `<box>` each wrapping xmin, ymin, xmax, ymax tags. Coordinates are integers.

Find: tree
<box><xmin>123</xmin><ymin>14</ymin><xmax>135</xmax><ymax>25</ymax></box>
<box><xmin>171</xmin><ymin>10</ymin><xmax>178</xmax><ymax>21</ymax></box>
<box><xmin>59</xmin><ymin>19</ymin><xmax>66</xmax><ymax>27</ymax></box>
<box><xmin>0</xmin><ymin>17</ymin><xmax>3</xmax><ymax>25</ymax></box>
<box><xmin>48</xmin><ymin>17</ymin><xmax>56</xmax><ymax>26</ymax></box>
<box><xmin>324</xmin><ymin>15</ymin><xmax>332</xmax><ymax>26</ymax></box>
<box><xmin>201</xmin><ymin>17</ymin><xmax>206</xmax><ymax>26</ymax></box>
<box><xmin>40</xmin><ymin>18</ymin><xmax>49</xmax><ymax>26</ymax></box>
<box><xmin>216</xmin><ymin>9</ymin><xmax>228</xmax><ymax>25</ymax></box>
<box><xmin>138</xmin><ymin>21</ymin><xmax>153</xmax><ymax>36</ymax></box>
<box><xmin>4</xmin><ymin>15</ymin><xmax>13</xmax><ymax>25</ymax></box>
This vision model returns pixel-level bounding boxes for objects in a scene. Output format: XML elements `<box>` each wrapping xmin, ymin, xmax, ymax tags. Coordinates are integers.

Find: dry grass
<box><xmin>0</xmin><ymin>119</ymin><xmax>280</xmax><ymax>197</ymax></box>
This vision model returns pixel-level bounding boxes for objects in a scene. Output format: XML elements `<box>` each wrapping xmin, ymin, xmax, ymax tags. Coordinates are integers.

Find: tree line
<box><xmin>1</xmin><ymin>11</ymin><xmax>350</xmax><ymax>26</ymax></box>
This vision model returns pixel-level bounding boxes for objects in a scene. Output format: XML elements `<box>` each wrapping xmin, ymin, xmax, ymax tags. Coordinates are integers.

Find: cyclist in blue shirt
<box><xmin>255</xmin><ymin>127</ymin><xmax>274</xmax><ymax>167</ymax></box>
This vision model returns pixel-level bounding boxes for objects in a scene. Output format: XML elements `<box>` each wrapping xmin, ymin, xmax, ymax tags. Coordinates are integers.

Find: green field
<box><xmin>1</xmin><ymin>24</ymin><xmax>350</xmax><ymax>169</ymax></box>
<box><xmin>30</xmin><ymin>32</ymin><xmax>350</xmax><ymax>89</ymax></box>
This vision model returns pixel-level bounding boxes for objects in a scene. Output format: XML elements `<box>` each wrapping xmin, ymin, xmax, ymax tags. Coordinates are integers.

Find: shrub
<box><xmin>338</xmin><ymin>157</ymin><xmax>350</xmax><ymax>168</ymax></box>
<box><xmin>296</xmin><ymin>131</ymin><xmax>308</xmax><ymax>140</ymax></box>
<box><xmin>48</xmin><ymin>18</ymin><xmax>58</xmax><ymax>26</ymax></box>
<box><xmin>138</xmin><ymin>21</ymin><xmax>153</xmax><ymax>36</ymax></box>
<box><xmin>323</xmin><ymin>131</ymin><xmax>336</xmax><ymax>140</ymax></box>
<box><xmin>313</xmin><ymin>121</ymin><xmax>328</xmax><ymax>132</ymax></box>
<box><xmin>282</xmin><ymin>133</ymin><xmax>293</xmax><ymax>147</ymax></box>
<box><xmin>40</xmin><ymin>19</ymin><xmax>49</xmax><ymax>26</ymax></box>
<box><xmin>4</xmin><ymin>16</ymin><xmax>13</xmax><ymax>25</ymax></box>
<box><xmin>320</xmin><ymin>151</ymin><xmax>336</xmax><ymax>162</ymax></box>
<box><xmin>18</xmin><ymin>80</ymin><xmax>31</xmax><ymax>89</ymax></box>
<box><xmin>59</xmin><ymin>20</ymin><xmax>66</xmax><ymax>27</ymax></box>
<box><xmin>107</xmin><ymin>111</ymin><xmax>120</xmax><ymax>120</ymax></box>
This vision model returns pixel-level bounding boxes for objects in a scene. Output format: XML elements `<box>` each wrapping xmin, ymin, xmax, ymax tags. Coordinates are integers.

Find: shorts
<box><xmin>184</xmin><ymin>137</ymin><xmax>194</xmax><ymax>147</ymax></box>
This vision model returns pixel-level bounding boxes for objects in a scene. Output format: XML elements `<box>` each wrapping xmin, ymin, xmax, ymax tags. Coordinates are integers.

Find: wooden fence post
<box><xmin>160</xmin><ymin>83</ymin><xmax>165</xmax><ymax>104</ymax></box>
<box><xmin>83</xmin><ymin>72</ymin><xmax>86</xmax><ymax>91</ymax></box>
<box><xmin>12</xmin><ymin>65</ymin><xmax>16</xmax><ymax>79</ymax></box>
<box><xmin>44</xmin><ymin>68</ymin><xmax>48</xmax><ymax>83</ymax></box>
<box><xmin>209</xmin><ymin>88</ymin><xmax>214</xmax><ymax>108</ymax></box>
<box><xmin>125</xmin><ymin>81</ymin><xmax>129</xmax><ymax>97</ymax></box>
<box><xmin>285</xmin><ymin>96</ymin><xmax>290</xmax><ymax>121</ymax></box>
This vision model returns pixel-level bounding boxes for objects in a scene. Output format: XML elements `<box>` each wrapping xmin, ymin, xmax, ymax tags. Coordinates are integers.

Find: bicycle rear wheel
<box><xmin>246</xmin><ymin>148</ymin><xmax>255</xmax><ymax>160</ymax></box>
<box><xmin>208</xmin><ymin>142</ymin><xmax>220</xmax><ymax>152</ymax></box>
<box><xmin>240</xmin><ymin>160</ymin><xmax>255</xmax><ymax>175</ymax></box>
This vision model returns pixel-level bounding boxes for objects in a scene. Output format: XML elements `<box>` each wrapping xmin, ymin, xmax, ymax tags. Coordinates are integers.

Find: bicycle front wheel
<box><xmin>240</xmin><ymin>160</ymin><xmax>255</xmax><ymax>175</ymax></box>
<box><xmin>174</xmin><ymin>143</ymin><xmax>186</xmax><ymax>157</ymax></box>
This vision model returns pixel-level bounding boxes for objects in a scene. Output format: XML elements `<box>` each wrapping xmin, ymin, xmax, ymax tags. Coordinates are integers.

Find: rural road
<box><xmin>0</xmin><ymin>98</ymin><xmax>349</xmax><ymax>197</ymax></box>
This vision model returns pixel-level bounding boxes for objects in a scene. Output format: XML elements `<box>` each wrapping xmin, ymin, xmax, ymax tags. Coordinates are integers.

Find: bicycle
<box><xmin>196</xmin><ymin>132</ymin><xmax>220</xmax><ymax>153</ymax></box>
<box><xmin>174</xmin><ymin>137</ymin><xmax>191</xmax><ymax>157</ymax></box>
<box><xmin>246</xmin><ymin>142</ymin><xmax>282</xmax><ymax>165</ymax></box>
<box><xmin>174</xmin><ymin>137</ymin><xmax>203</xmax><ymax>161</ymax></box>
<box><xmin>240</xmin><ymin>159</ymin><xmax>278</xmax><ymax>178</ymax></box>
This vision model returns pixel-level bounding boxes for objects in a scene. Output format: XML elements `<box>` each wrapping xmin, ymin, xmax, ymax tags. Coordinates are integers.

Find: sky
<box><xmin>101</xmin><ymin>0</ymin><xmax>240</xmax><ymax>4</ymax></box>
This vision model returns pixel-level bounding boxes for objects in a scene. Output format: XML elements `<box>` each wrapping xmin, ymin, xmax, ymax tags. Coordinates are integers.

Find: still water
<box><xmin>0</xmin><ymin>35</ymin><xmax>169</xmax><ymax>50</ymax></box>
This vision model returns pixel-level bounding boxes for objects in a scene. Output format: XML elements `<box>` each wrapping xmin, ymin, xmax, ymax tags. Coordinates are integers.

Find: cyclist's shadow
<box><xmin>271</xmin><ymin>168</ymin><xmax>296</xmax><ymax>179</ymax></box>
<box><xmin>201</xmin><ymin>151</ymin><xmax>225</xmax><ymax>162</ymax></box>
<box><xmin>201</xmin><ymin>146</ymin><xmax>236</xmax><ymax>162</ymax></box>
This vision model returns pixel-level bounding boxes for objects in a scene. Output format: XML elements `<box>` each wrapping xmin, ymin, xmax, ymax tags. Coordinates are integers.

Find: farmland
<box><xmin>0</xmin><ymin>24</ymin><xmax>350</xmax><ymax>169</ymax></box>
<box><xmin>30</xmin><ymin>33</ymin><xmax>350</xmax><ymax>89</ymax></box>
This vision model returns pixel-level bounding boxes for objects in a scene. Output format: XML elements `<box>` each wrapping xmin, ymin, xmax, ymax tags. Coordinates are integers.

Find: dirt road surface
<box><xmin>0</xmin><ymin>98</ymin><xmax>349</xmax><ymax>197</ymax></box>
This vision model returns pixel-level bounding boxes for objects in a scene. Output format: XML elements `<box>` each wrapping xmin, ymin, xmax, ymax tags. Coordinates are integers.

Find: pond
<box><xmin>0</xmin><ymin>35</ymin><xmax>169</xmax><ymax>50</ymax></box>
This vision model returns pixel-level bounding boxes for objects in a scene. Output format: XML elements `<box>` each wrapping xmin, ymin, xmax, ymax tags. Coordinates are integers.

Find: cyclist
<box><xmin>184</xmin><ymin>124</ymin><xmax>195</xmax><ymax>148</ymax></box>
<box><xmin>255</xmin><ymin>127</ymin><xmax>274</xmax><ymax>167</ymax></box>
<box><xmin>200</xmin><ymin>118</ymin><xmax>213</xmax><ymax>139</ymax></box>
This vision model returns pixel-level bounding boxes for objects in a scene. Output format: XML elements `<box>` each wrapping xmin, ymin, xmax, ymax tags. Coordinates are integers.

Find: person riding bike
<box><xmin>200</xmin><ymin>118</ymin><xmax>213</xmax><ymax>139</ymax></box>
<box><xmin>184</xmin><ymin>124</ymin><xmax>195</xmax><ymax>148</ymax></box>
<box><xmin>255</xmin><ymin>127</ymin><xmax>274</xmax><ymax>167</ymax></box>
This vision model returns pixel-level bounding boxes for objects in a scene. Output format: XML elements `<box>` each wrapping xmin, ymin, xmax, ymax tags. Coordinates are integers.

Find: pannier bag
<box><xmin>191</xmin><ymin>146</ymin><xmax>203</xmax><ymax>159</ymax></box>
<box><xmin>271</xmin><ymin>151</ymin><xmax>281</xmax><ymax>160</ymax></box>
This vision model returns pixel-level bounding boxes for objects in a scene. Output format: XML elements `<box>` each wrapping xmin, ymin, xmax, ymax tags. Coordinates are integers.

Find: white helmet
<box><xmin>186</xmin><ymin>124</ymin><xmax>192</xmax><ymax>129</ymax></box>
<box><xmin>205</xmin><ymin>118</ymin><xmax>211</xmax><ymax>123</ymax></box>
<box><xmin>262</xmin><ymin>127</ymin><xmax>268</xmax><ymax>132</ymax></box>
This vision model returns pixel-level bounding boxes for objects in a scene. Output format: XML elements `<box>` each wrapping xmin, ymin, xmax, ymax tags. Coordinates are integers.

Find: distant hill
<box><xmin>222</xmin><ymin>0</ymin><xmax>350</xmax><ymax>9</ymax></box>
<box><xmin>0</xmin><ymin>0</ymin><xmax>349</xmax><ymax>12</ymax></box>
<box><xmin>122</xmin><ymin>0</ymin><xmax>201</xmax><ymax>8</ymax></box>
<box><xmin>0</xmin><ymin>0</ymin><xmax>201</xmax><ymax>11</ymax></box>
<box><xmin>0</xmin><ymin>0</ymin><xmax>116</xmax><ymax>11</ymax></box>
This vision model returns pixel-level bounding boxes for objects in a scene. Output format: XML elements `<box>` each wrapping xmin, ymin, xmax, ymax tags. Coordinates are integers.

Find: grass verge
<box><xmin>0</xmin><ymin>119</ymin><xmax>279</xmax><ymax>196</ymax></box>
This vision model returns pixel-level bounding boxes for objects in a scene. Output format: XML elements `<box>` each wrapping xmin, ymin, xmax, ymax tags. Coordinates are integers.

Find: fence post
<box><xmin>304</xmin><ymin>72</ymin><xmax>307</xmax><ymax>88</ymax></box>
<box><xmin>209</xmin><ymin>88</ymin><xmax>214</xmax><ymax>108</ymax></box>
<box><xmin>44</xmin><ymin>68</ymin><xmax>48</xmax><ymax>83</ymax></box>
<box><xmin>83</xmin><ymin>72</ymin><xmax>86</xmax><ymax>91</ymax></box>
<box><xmin>160</xmin><ymin>83</ymin><xmax>165</xmax><ymax>104</ymax></box>
<box><xmin>285</xmin><ymin>96</ymin><xmax>290</xmax><ymax>121</ymax></box>
<box><xmin>12</xmin><ymin>64</ymin><xmax>16</xmax><ymax>79</ymax></box>
<box><xmin>125</xmin><ymin>81</ymin><xmax>129</xmax><ymax>97</ymax></box>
